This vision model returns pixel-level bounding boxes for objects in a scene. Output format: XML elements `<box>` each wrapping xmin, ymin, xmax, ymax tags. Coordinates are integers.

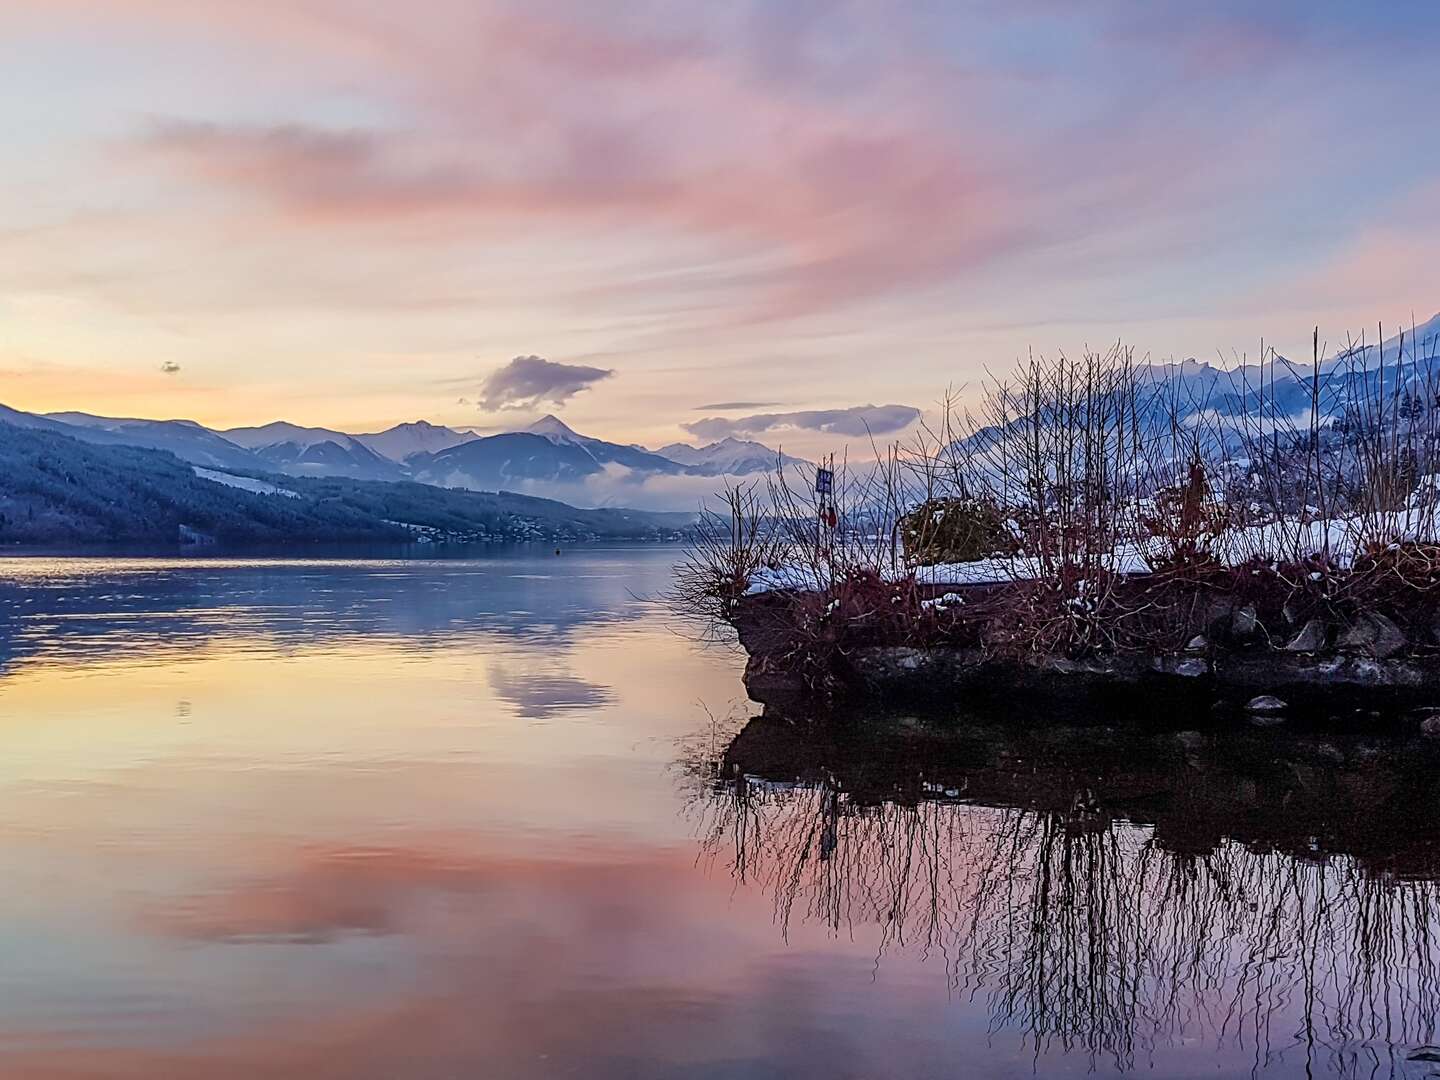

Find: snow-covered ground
<box><xmin>742</xmin><ymin>506</ymin><xmax>1440</xmax><ymax>595</ymax></box>
<box><xmin>193</xmin><ymin>467</ymin><xmax>299</xmax><ymax>498</ymax></box>
<box><xmin>743</xmin><ymin>550</ymin><xmax>1152</xmax><ymax>594</ymax></box>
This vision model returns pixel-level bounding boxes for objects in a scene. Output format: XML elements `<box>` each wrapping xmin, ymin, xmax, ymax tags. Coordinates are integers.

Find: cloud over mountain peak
<box><xmin>477</xmin><ymin>356</ymin><xmax>614</xmax><ymax>411</ymax></box>
<box><xmin>685</xmin><ymin>404</ymin><xmax>921</xmax><ymax>441</ymax></box>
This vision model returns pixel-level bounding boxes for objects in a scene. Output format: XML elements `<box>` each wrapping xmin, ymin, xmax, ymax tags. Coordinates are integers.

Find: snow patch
<box><xmin>193</xmin><ymin>467</ymin><xmax>299</xmax><ymax>497</ymax></box>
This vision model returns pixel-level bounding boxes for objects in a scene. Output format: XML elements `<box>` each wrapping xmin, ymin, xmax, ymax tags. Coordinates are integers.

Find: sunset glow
<box><xmin>3</xmin><ymin>2</ymin><xmax>1439</xmax><ymax>454</ymax></box>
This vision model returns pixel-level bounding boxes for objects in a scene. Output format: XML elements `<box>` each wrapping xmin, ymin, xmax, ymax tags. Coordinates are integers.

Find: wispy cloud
<box><xmin>5</xmin><ymin>0</ymin><xmax>1440</xmax><ymax>432</ymax></box>
<box><xmin>476</xmin><ymin>355</ymin><xmax>612</xmax><ymax>411</ymax></box>
<box><xmin>685</xmin><ymin>404</ymin><xmax>920</xmax><ymax>441</ymax></box>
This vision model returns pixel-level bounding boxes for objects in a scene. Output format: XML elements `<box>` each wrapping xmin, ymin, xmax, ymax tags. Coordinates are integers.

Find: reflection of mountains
<box><xmin>0</xmin><ymin>552</ymin><xmax>671</xmax><ymax>693</ymax></box>
<box><xmin>694</xmin><ymin>714</ymin><xmax>1440</xmax><ymax>1074</ymax></box>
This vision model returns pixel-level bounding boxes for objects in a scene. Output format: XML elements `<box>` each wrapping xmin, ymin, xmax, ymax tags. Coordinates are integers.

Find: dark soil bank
<box><xmin>731</xmin><ymin>575</ymin><xmax>1440</xmax><ymax>725</ymax></box>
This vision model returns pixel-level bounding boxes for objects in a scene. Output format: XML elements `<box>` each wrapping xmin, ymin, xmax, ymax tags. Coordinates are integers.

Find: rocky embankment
<box><xmin>731</xmin><ymin>578</ymin><xmax>1440</xmax><ymax>725</ymax></box>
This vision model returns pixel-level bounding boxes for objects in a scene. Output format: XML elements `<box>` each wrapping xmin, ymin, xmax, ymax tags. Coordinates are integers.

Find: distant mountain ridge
<box><xmin>405</xmin><ymin>415</ymin><xmax>812</xmax><ymax>498</ymax></box>
<box><xmin>656</xmin><ymin>437</ymin><xmax>808</xmax><ymax>476</ymax></box>
<box><xmin>525</xmin><ymin>414</ymin><xmax>692</xmax><ymax>473</ymax></box>
<box><xmin>0</xmin><ymin>420</ymin><xmax>693</xmax><ymax>546</ymax></box>
<box><xmin>949</xmin><ymin>311</ymin><xmax>1440</xmax><ymax>467</ymax></box>
<box><xmin>38</xmin><ymin>409</ymin><xmax>267</xmax><ymax>472</ymax></box>
<box><xmin>220</xmin><ymin>421</ymin><xmax>405</xmax><ymax>481</ymax></box>
<box><xmin>409</xmin><ymin>431</ymin><xmax>607</xmax><ymax>490</ymax></box>
<box><xmin>1</xmin><ymin>402</ymin><xmax>799</xmax><ymax>512</ymax></box>
<box><xmin>353</xmin><ymin>420</ymin><xmax>474</xmax><ymax>462</ymax></box>
<box><xmin>1131</xmin><ymin>312</ymin><xmax>1440</xmax><ymax>431</ymax></box>
<box><xmin>9</xmin><ymin>313</ymin><xmax>1436</xmax><ymax>520</ymax></box>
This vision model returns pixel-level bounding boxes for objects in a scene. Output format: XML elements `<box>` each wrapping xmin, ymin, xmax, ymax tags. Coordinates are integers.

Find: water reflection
<box><xmin>9</xmin><ymin>550</ymin><xmax>1440</xmax><ymax>1076</ymax></box>
<box><xmin>693</xmin><ymin>713</ymin><xmax>1440</xmax><ymax>1075</ymax></box>
<box><xmin>489</xmin><ymin>664</ymin><xmax>617</xmax><ymax>719</ymax></box>
<box><xmin>0</xmin><ymin>549</ymin><xmax>667</xmax><ymax>676</ymax></box>
<box><xmin>0</xmin><ymin>549</ymin><xmax>676</xmax><ymax>723</ymax></box>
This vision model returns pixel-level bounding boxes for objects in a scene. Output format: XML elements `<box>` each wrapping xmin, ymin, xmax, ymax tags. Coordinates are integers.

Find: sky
<box><xmin>2</xmin><ymin>0</ymin><xmax>1439</xmax><ymax>457</ymax></box>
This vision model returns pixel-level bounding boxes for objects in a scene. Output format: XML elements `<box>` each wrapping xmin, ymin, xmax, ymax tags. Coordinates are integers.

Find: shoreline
<box><xmin>729</xmin><ymin>575</ymin><xmax>1440</xmax><ymax>726</ymax></box>
<box><xmin>0</xmin><ymin>537</ymin><xmax>686</xmax><ymax>560</ymax></box>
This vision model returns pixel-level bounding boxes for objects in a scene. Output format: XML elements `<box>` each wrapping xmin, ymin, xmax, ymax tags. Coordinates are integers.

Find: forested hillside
<box><xmin>0</xmin><ymin>423</ymin><xmax>692</xmax><ymax>546</ymax></box>
<box><xmin>0</xmin><ymin>423</ymin><xmax>405</xmax><ymax>544</ymax></box>
<box><xmin>273</xmin><ymin>475</ymin><xmax>696</xmax><ymax>541</ymax></box>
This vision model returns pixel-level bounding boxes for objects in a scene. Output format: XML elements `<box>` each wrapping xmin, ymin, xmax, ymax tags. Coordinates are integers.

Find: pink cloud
<box><xmin>23</xmin><ymin>1</ymin><xmax>1321</xmax><ymax>331</ymax></box>
<box><xmin>11</xmin><ymin>0</ymin><xmax>1433</xmax><ymax>399</ymax></box>
<box><xmin>121</xmin><ymin>74</ymin><xmax>1033</xmax><ymax>321</ymax></box>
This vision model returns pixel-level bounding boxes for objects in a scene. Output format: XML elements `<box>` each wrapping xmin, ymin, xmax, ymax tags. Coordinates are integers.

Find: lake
<box><xmin>0</xmin><ymin>546</ymin><xmax>1436</xmax><ymax>1078</ymax></box>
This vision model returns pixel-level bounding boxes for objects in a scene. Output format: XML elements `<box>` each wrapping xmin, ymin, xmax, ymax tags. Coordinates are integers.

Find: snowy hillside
<box><xmin>354</xmin><ymin>420</ymin><xmax>476</xmax><ymax>462</ymax></box>
<box><xmin>656</xmin><ymin>437</ymin><xmax>808</xmax><ymax>476</ymax></box>
<box><xmin>221</xmin><ymin>422</ymin><xmax>404</xmax><ymax>481</ymax></box>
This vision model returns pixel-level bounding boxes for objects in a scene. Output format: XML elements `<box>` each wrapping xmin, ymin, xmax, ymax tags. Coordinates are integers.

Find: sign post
<box><xmin>815</xmin><ymin>460</ymin><xmax>835</xmax><ymax>557</ymax></box>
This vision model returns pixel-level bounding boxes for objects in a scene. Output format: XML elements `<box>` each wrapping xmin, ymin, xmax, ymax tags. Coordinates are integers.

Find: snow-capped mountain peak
<box><xmin>1321</xmin><ymin>310</ymin><xmax>1440</xmax><ymax>371</ymax></box>
<box><xmin>221</xmin><ymin>421</ymin><xmax>352</xmax><ymax>451</ymax></box>
<box><xmin>526</xmin><ymin>414</ymin><xmax>585</xmax><ymax>445</ymax></box>
<box><xmin>221</xmin><ymin>421</ymin><xmax>403</xmax><ymax>480</ymax></box>
<box><xmin>354</xmin><ymin>420</ymin><xmax>475</xmax><ymax>462</ymax></box>
<box><xmin>656</xmin><ymin>437</ymin><xmax>806</xmax><ymax>476</ymax></box>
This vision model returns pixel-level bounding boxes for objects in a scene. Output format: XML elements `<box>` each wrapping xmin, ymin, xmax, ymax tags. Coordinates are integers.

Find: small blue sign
<box><xmin>815</xmin><ymin>467</ymin><xmax>833</xmax><ymax>495</ymax></box>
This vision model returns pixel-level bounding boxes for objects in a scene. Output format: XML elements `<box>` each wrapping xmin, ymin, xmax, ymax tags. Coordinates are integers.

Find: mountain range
<box><xmin>0</xmin><ymin>419</ymin><xmax>697</xmax><ymax>547</ymax></box>
<box><xmin>10</xmin><ymin>311</ymin><xmax>1432</xmax><ymax>543</ymax></box>
<box><xmin>0</xmin><ymin>403</ymin><xmax>807</xmax><ymax>545</ymax></box>
<box><xmin>0</xmin><ymin>406</ymin><xmax>804</xmax><ymax>503</ymax></box>
<box><xmin>952</xmin><ymin>312</ymin><xmax>1440</xmax><ymax>455</ymax></box>
<box><xmin>1134</xmin><ymin>313</ymin><xmax>1440</xmax><ymax>423</ymax></box>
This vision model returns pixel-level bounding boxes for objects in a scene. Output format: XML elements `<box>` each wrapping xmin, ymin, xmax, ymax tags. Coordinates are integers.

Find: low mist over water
<box><xmin>1</xmin><ymin>548</ymin><xmax>1438</xmax><ymax>1078</ymax></box>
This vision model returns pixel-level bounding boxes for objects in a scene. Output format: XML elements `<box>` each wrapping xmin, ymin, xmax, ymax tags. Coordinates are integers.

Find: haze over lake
<box><xmin>0</xmin><ymin>547</ymin><xmax>1433</xmax><ymax>1078</ymax></box>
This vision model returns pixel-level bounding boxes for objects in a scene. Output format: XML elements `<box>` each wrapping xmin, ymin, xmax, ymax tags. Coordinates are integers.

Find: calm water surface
<box><xmin>0</xmin><ymin>547</ymin><xmax>1437</xmax><ymax>1078</ymax></box>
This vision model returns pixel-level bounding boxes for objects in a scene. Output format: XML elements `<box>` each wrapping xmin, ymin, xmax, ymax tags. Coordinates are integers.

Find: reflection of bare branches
<box><xmin>690</xmin><ymin>767</ymin><xmax>1440</xmax><ymax>1076</ymax></box>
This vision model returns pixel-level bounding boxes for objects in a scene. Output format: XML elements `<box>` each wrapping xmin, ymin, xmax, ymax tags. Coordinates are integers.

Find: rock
<box><xmin>1249</xmin><ymin>713</ymin><xmax>1288</xmax><ymax>727</ymax></box>
<box><xmin>1338</xmin><ymin>613</ymin><xmax>1407</xmax><ymax>659</ymax></box>
<box><xmin>1283</xmin><ymin>619</ymin><xmax>1327</xmax><ymax>653</ymax></box>
<box><xmin>1173</xmin><ymin>658</ymin><xmax>1208</xmax><ymax>677</ymax></box>
<box><xmin>1200</xmin><ymin>596</ymin><xmax>1235</xmax><ymax>635</ymax></box>
<box><xmin>1245</xmin><ymin>694</ymin><xmax>1288</xmax><ymax>713</ymax></box>
<box><xmin>1415</xmin><ymin>709</ymin><xmax>1440</xmax><ymax>737</ymax></box>
<box><xmin>1313</xmin><ymin>742</ymin><xmax>1345</xmax><ymax>764</ymax></box>
<box><xmin>1232</xmin><ymin>605</ymin><xmax>1259</xmax><ymax>639</ymax></box>
<box><xmin>1184</xmin><ymin>634</ymin><xmax>1208</xmax><ymax>652</ymax></box>
<box><xmin>1372</xmin><ymin>613</ymin><xmax>1407</xmax><ymax>658</ymax></box>
<box><xmin>1336</xmin><ymin>621</ymin><xmax>1367</xmax><ymax>650</ymax></box>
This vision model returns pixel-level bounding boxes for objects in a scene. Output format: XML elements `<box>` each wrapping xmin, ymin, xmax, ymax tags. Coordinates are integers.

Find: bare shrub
<box><xmin>677</xmin><ymin>321</ymin><xmax>1440</xmax><ymax>663</ymax></box>
<box><xmin>669</xmin><ymin>481</ymin><xmax>787</xmax><ymax>642</ymax></box>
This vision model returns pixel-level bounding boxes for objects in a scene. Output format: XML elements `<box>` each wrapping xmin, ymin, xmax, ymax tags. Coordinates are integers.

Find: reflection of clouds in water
<box><xmin>0</xmin><ymin>550</ymin><xmax>678</xmax><ymax>677</ymax></box>
<box><xmin>153</xmin><ymin>847</ymin><xmax>500</xmax><ymax>944</ymax></box>
<box><xmin>93</xmin><ymin>845</ymin><xmax>953</xmax><ymax>1080</ymax></box>
<box><xmin>488</xmin><ymin>664</ymin><xmax>614</xmax><ymax>720</ymax></box>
